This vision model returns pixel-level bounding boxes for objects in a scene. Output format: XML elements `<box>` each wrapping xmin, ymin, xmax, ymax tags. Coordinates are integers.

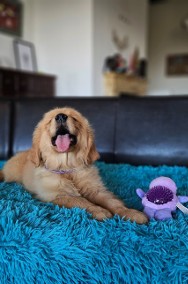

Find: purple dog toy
<box><xmin>136</xmin><ymin>176</ymin><xmax>188</xmax><ymax>220</ymax></box>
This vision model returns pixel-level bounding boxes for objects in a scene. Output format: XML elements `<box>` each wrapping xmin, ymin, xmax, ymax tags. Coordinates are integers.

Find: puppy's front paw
<box><xmin>88</xmin><ymin>206</ymin><xmax>113</xmax><ymax>221</ymax></box>
<box><xmin>93</xmin><ymin>210</ymin><xmax>113</xmax><ymax>221</ymax></box>
<box><xmin>116</xmin><ymin>207</ymin><xmax>148</xmax><ymax>224</ymax></box>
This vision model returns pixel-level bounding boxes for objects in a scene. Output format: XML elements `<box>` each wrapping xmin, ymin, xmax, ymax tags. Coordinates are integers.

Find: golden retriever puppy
<box><xmin>0</xmin><ymin>107</ymin><xmax>147</xmax><ymax>224</ymax></box>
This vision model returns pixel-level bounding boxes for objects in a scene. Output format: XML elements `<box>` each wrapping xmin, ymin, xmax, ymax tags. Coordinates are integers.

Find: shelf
<box><xmin>0</xmin><ymin>67</ymin><xmax>56</xmax><ymax>97</ymax></box>
<box><xmin>103</xmin><ymin>72</ymin><xmax>147</xmax><ymax>96</ymax></box>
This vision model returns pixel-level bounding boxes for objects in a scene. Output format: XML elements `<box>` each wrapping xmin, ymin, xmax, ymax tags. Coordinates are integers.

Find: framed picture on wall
<box><xmin>0</xmin><ymin>0</ymin><xmax>23</xmax><ymax>37</ymax></box>
<box><xmin>13</xmin><ymin>39</ymin><xmax>38</xmax><ymax>72</ymax></box>
<box><xmin>166</xmin><ymin>54</ymin><xmax>188</xmax><ymax>76</ymax></box>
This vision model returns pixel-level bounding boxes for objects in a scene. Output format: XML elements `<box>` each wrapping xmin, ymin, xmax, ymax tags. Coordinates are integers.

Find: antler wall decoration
<box><xmin>112</xmin><ymin>30</ymin><xmax>129</xmax><ymax>52</ymax></box>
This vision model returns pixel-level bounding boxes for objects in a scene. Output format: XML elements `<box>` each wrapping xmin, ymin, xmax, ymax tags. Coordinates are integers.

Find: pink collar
<box><xmin>44</xmin><ymin>165</ymin><xmax>76</xmax><ymax>174</ymax></box>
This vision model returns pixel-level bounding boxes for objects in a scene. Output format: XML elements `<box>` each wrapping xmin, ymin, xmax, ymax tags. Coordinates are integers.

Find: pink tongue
<box><xmin>55</xmin><ymin>134</ymin><xmax>71</xmax><ymax>152</ymax></box>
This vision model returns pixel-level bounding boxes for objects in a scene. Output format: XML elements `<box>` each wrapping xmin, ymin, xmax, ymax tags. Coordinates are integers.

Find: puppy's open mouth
<box><xmin>51</xmin><ymin>127</ymin><xmax>77</xmax><ymax>153</ymax></box>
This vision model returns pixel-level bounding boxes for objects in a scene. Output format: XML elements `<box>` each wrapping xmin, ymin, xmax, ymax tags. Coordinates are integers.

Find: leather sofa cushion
<box><xmin>115</xmin><ymin>95</ymin><xmax>188</xmax><ymax>165</ymax></box>
<box><xmin>13</xmin><ymin>97</ymin><xmax>118</xmax><ymax>162</ymax></box>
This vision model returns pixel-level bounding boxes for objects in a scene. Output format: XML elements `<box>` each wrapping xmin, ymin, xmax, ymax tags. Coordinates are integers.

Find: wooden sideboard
<box><xmin>0</xmin><ymin>67</ymin><xmax>56</xmax><ymax>97</ymax></box>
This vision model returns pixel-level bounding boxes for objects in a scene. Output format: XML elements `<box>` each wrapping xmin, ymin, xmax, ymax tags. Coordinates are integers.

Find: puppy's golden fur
<box><xmin>0</xmin><ymin>107</ymin><xmax>147</xmax><ymax>223</ymax></box>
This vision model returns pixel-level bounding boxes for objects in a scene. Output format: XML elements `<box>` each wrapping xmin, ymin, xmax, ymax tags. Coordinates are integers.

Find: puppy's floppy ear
<box><xmin>84</xmin><ymin>129</ymin><xmax>100</xmax><ymax>165</ymax></box>
<box><xmin>29</xmin><ymin>124</ymin><xmax>42</xmax><ymax>167</ymax></box>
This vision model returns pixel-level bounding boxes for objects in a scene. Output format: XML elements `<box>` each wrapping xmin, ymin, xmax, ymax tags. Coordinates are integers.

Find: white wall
<box><xmin>0</xmin><ymin>34</ymin><xmax>15</xmax><ymax>68</ymax></box>
<box><xmin>32</xmin><ymin>0</ymin><xmax>93</xmax><ymax>97</ymax></box>
<box><xmin>93</xmin><ymin>0</ymin><xmax>148</xmax><ymax>96</ymax></box>
<box><xmin>148</xmin><ymin>0</ymin><xmax>188</xmax><ymax>96</ymax></box>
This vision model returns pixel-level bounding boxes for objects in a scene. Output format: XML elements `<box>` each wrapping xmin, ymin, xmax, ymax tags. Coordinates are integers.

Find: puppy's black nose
<box><xmin>55</xmin><ymin>113</ymin><xmax>68</xmax><ymax>123</ymax></box>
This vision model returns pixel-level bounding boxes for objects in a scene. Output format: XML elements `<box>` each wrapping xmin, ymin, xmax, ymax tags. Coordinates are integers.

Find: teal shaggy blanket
<box><xmin>0</xmin><ymin>161</ymin><xmax>188</xmax><ymax>284</ymax></box>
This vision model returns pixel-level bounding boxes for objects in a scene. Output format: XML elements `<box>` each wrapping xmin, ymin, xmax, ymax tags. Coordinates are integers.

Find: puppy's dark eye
<box><xmin>72</xmin><ymin>116</ymin><xmax>78</xmax><ymax>122</ymax></box>
<box><xmin>55</xmin><ymin>113</ymin><xmax>68</xmax><ymax>123</ymax></box>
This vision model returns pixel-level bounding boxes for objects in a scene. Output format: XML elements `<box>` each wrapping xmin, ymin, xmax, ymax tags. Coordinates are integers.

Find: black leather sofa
<box><xmin>1</xmin><ymin>95</ymin><xmax>188</xmax><ymax>166</ymax></box>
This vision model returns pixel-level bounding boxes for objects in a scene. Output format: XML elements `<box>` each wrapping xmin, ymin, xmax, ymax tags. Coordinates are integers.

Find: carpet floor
<box><xmin>0</xmin><ymin>161</ymin><xmax>188</xmax><ymax>284</ymax></box>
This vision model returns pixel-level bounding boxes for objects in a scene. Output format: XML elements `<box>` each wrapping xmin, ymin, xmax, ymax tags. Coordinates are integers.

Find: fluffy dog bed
<box><xmin>0</xmin><ymin>161</ymin><xmax>188</xmax><ymax>284</ymax></box>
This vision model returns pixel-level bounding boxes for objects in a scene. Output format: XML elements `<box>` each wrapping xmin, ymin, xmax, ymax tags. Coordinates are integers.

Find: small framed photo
<box><xmin>0</xmin><ymin>0</ymin><xmax>23</xmax><ymax>37</ymax></box>
<box><xmin>166</xmin><ymin>54</ymin><xmax>188</xmax><ymax>76</ymax></box>
<box><xmin>13</xmin><ymin>39</ymin><xmax>38</xmax><ymax>72</ymax></box>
